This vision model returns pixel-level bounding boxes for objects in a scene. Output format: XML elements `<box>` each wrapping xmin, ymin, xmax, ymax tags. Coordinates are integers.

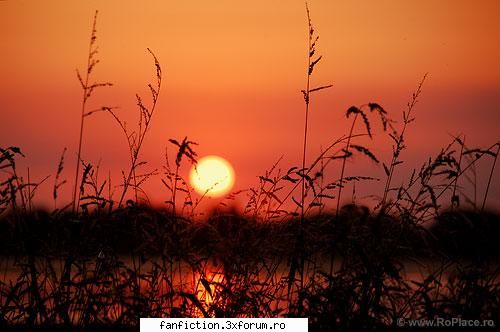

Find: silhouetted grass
<box><xmin>0</xmin><ymin>4</ymin><xmax>499</xmax><ymax>331</ymax></box>
<box><xmin>0</xmin><ymin>206</ymin><xmax>498</xmax><ymax>329</ymax></box>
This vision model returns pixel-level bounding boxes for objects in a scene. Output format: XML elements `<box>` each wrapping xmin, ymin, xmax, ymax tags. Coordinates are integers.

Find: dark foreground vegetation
<box><xmin>1</xmin><ymin>5</ymin><xmax>500</xmax><ymax>331</ymax></box>
<box><xmin>0</xmin><ymin>207</ymin><xmax>499</xmax><ymax>331</ymax></box>
<box><xmin>1</xmin><ymin>206</ymin><xmax>500</xmax><ymax>260</ymax></box>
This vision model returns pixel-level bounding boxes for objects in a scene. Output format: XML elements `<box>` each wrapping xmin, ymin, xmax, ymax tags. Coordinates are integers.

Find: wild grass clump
<box><xmin>0</xmin><ymin>4</ymin><xmax>499</xmax><ymax>331</ymax></box>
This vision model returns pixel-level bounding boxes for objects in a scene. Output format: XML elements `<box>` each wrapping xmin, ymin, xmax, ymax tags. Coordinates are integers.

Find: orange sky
<box><xmin>1</xmin><ymin>0</ymin><xmax>499</xmax><ymax>211</ymax></box>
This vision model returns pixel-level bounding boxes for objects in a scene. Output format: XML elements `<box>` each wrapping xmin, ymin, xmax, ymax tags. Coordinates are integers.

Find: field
<box><xmin>1</xmin><ymin>4</ymin><xmax>499</xmax><ymax>331</ymax></box>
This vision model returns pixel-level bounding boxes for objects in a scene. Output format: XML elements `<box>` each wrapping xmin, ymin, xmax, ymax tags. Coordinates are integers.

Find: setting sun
<box><xmin>189</xmin><ymin>156</ymin><xmax>235</xmax><ymax>197</ymax></box>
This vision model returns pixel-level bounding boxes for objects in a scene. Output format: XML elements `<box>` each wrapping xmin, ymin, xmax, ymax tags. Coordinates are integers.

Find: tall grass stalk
<box><xmin>290</xmin><ymin>2</ymin><xmax>332</xmax><ymax>313</ymax></box>
<box><xmin>481</xmin><ymin>142</ymin><xmax>499</xmax><ymax>211</ymax></box>
<box><xmin>335</xmin><ymin>112</ymin><xmax>360</xmax><ymax>217</ymax></box>
<box><xmin>53</xmin><ymin>148</ymin><xmax>67</xmax><ymax>211</ymax></box>
<box><xmin>72</xmin><ymin>10</ymin><xmax>112</xmax><ymax>214</ymax></box>
<box><xmin>299</xmin><ymin>4</ymin><xmax>332</xmax><ymax>219</ymax></box>
<box><xmin>335</xmin><ymin>103</ymin><xmax>388</xmax><ymax>216</ymax></box>
<box><xmin>112</xmin><ymin>48</ymin><xmax>162</xmax><ymax>207</ymax></box>
<box><xmin>166</xmin><ymin>137</ymin><xmax>198</xmax><ymax>215</ymax></box>
<box><xmin>300</xmin><ymin>4</ymin><xmax>313</xmax><ymax>222</ymax></box>
<box><xmin>451</xmin><ymin>135</ymin><xmax>465</xmax><ymax>209</ymax></box>
<box><xmin>381</xmin><ymin>74</ymin><xmax>427</xmax><ymax>207</ymax></box>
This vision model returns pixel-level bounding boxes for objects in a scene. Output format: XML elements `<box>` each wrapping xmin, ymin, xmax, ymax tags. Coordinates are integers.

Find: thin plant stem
<box><xmin>72</xmin><ymin>13</ymin><xmax>97</xmax><ymax>215</ymax></box>
<box><xmin>336</xmin><ymin>113</ymin><xmax>358</xmax><ymax>217</ymax></box>
<box><xmin>381</xmin><ymin>74</ymin><xmax>427</xmax><ymax>207</ymax></box>
<box><xmin>71</xmin><ymin>11</ymin><xmax>112</xmax><ymax>213</ymax></box>
<box><xmin>482</xmin><ymin>143</ymin><xmax>499</xmax><ymax>211</ymax></box>
<box><xmin>116</xmin><ymin>48</ymin><xmax>162</xmax><ymax>208</ymax></box>
<box><xmin>451</xmin><ymin>135</ymin><xmax>465</xmax><ymax>209</ymax></box>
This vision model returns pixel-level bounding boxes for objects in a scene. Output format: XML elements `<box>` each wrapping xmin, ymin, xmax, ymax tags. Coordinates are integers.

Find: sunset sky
<box><xmin>1</xmin><ymin>0</ymin><xmax>499</xmax><ymax>211</ymax></box>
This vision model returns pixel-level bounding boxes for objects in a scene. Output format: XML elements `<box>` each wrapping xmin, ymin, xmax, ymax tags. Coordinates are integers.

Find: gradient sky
<box><xmin>1</xmin><ymin>0</ymin><xmax>499</xmax><ymax>211</ymax></box>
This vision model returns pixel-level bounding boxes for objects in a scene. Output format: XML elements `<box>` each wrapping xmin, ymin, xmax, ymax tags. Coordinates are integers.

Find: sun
<box><xmin>189</xmin><ymin>156</ymin><xmax>235</xmax><ymax>197</ymax></box>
